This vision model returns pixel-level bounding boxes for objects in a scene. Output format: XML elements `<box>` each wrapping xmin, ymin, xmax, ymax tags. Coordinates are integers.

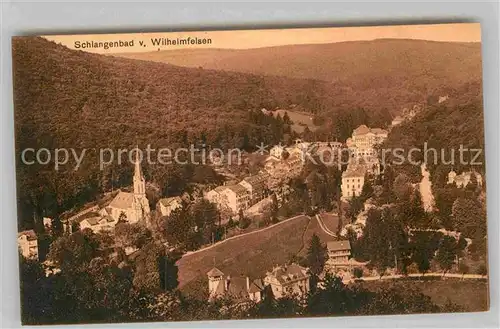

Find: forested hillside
<box><xmin>115</xmin><ymin>39</ymin><xmax>482</xmax><ymax>113</ymax></box>
<box><xmin>12</xmin><ymin>37</ymin><xmax>334</xmax><ymax>228</ymax></box>
<box><xmin>382</xmin><ymin>80</ymin><xmax>484</xmax><ymax>183</ymax></box>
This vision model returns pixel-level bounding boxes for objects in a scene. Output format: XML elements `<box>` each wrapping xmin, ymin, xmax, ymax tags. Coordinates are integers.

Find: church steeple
<box><xmin>133</xmin><ymin>146</ymin><xmax>146</xmax><ymax>196</ymax></box>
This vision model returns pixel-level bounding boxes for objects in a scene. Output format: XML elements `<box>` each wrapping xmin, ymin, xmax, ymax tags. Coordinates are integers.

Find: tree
<box><xmin>282</xmin><ymin>111</ymin><xmax>292</xmax><ymax>125</ymax></box>
<box><xmin>436</xmin><ymin>235</ymin><xmax>457</xmax><ymax>274</ymax></box>
<box><xmin>345</xmin><ymin>196</ymin><xmax>364</xmax><ymax>222</ymax></box>
<box><xmin>459</xmin><ymin>262</ymin><xmax>469</xmax><ymax>278</ymax></box>
<box><xmin>411</xmin><ymin>232</ymin><xmax>441</xmax><ymax>276</ymax></box>
<box><xmin>359</xmin><ymin>285</ymin><xmax>439</xmax><ymax>315</ymax></box>
<box><xmin>305</xmin><ymin>234</ymin><xmax>328</xmax><ymax>281</ymax></box>
<box><xmin>476</xmin><ymin>263</ymin><xmax>488</xmax><ymax>276</ymax></box>
<box><xmin>270</xmin><ymin>193</ymin><xmax>279</xmax><ymax>223</ymax></box>
<box><xmin>115</xmin><ymin>223</ymin><xmax>152</xmax><ymax>249</ymax></box>
<box><xmin>393</xmin><ymin>173</ymin><xmax>413</xmax><ymax>203</ymax></box>
<box><xmin>452</xmin><ymin>197</ymin><xmax>486</xmax><ymax>238</ymax></box>
<box><xmin>47</xmin><ymin>229</ymin><xmax>100</xmax><ymax>271</ymax></box>
<box><xmin>118</xmin><ymin>212</ymin><xmax>128</xmax><ymax>223</ymax></box>
<box><xmin>132</xmin><ymin>242</ymin><xmax>179</xmax><ymax>293</ymax></box>
<box><xmin>359</xmin><ymin>175</ymin><xmax>374</xmax><ymax>200</ymax></box>
<box><xmin>353</xmin><ymin>267</ymin><xmax>363</xmax><ymax>279</ymax></box>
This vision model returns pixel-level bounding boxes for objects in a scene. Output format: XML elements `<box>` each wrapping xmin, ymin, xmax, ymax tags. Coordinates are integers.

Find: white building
<box><xmin>391</xmin><ymin>115</ymin><xmax>404</xmax><ymax>127</ymax></box>
<box><xmin>205</xmin><ymin>184</ymin><xmax>250</xmax><ymax>214</ymax></box>
<box><xmin>346</xmin><ymin>125</ymin><xmax>388</xmax><ymax>159</ymax></box>
<box><xmin>341</xmin><ymin>165</ymin><xmax>366</xmax><ymax>200</ymax></box>
<box><xmin>448</xmin><ymin>170</ymin><xmax>483</xmax><ymax>188</ymax></box>
<box><xmin>18</xmin><ymin>230</ymin><xmax>38</xmax><ymax>260</ymax></box>
<box><xmin>157</xmin><ymin>196</ymin><xmax>183</xmax><ymax>217</ymax></box>
<box><xmin>326</xmin><ymin>240</ymin><xmax>351</xmax><ymax>270</ymax></box>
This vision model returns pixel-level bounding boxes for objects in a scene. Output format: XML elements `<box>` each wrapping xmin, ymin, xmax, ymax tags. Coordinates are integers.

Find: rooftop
<box><xmin>266</xmin><ymin>263</ymin><xmax>309</xmax><ymax>284</ymax></box>
<box><xmin>207</xmin><ymin>267</ymin><xmax>224</xmax><ymax>277</ymax></box>
<box><xmin>353</xmin><ymin>125</ymin><xmax>388</xmax><ymax>136</ymax></box>
<box><xmin>226</xmin><ymin>184</ymin><xmax>249</xmax><ymax>196</ymax></box>
<box><xmin>109</xmin><ymin>191</ymin><xmax>135</xmax><ymax>210</ymax></box>
<box><xmin>327</xmin><ymin>240</ymin><xmax>351</xmax><ymax>251</ymax></box>
<box><xmin>159</xmin><ymin>196</ymin><xmax>182</xmax><ymax>207</ymax></box>
<box><xmin>18</xmin><ymin>229</ymin><xmax>37</xmax><ymax>241</ymax></box>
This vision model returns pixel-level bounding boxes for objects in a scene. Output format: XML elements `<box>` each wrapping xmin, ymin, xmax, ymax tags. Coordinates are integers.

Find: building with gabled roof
<box><xmin>448</xmin><ymin>170</ymin><xmax>483</xmax><ymax>188</ymax></box>
<box><xmin>264</xmin><ymin>263</ymin><xmax>310</xmax><ymax>298</ymax></box>
<box><xmin>107</xmin><ymin>149</ymin><xmax>151</xmax><ymax>226</ymax></box>
<box><xmin>157</xmin><ymin>196</ymin><xmax>183</xmax><ymax>217</ymax></box>
<box><xmin>239</xmin><ymin>174</ymin><xmax>267</xmax><ymax>202</ymax></box>
<box><xmin>346</xmin><ymin>125</ymin><xmax>388</xmax><ymax>160</ymax></box>
<box><xmin>18</xmin><ymin>230</ymin><xmax>38</xmax><ymax>260</ymax></box>
<box><xmin>207</xmin><ymin>267</ymin><xmax>265</xmax><ymax>303</ymax></box>
<box><xmin>327</xmin><ymin>240</ymin><xmax>351</xmax><ymax>270</ymax></box>
<box><xmin>341</xmin><ymin>164</ymin><xmax>367</xmax><ymax>200</ymax></box>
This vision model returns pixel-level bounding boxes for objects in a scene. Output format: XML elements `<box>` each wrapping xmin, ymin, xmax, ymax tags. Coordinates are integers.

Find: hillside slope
<box><xmin>12</xmin><ymin>37</ymin><xmax>337</xmax><ymax>227</ymax></box>
<box><xmin>114</xmin><ymin>39</ymin><xmax>483</xmax><ymax>111</ymax></box>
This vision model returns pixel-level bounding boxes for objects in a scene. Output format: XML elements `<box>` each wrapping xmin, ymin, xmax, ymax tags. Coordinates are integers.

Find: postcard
<box><xmin>13</xmin><ymin>23</ymin><xmax>488</xmax><ymax>325</ymax></box>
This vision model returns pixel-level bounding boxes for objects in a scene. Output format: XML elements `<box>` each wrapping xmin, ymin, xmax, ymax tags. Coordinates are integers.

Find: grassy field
<box><xmin>274</xmin><ymin>109</ymin><xmax>318</xmax><ymax>133</ymax></box>
<box><xmin>177</xmin><ymin>215</ymin><xmax>313</xmax><ymax>297</ymax></box>
<box><xmin>299</xmin><ymin>215</ymin><xmax>336</xmax><ymax>257</ymax></box>
<box><xmin>319</xmin><ymin>213</ymin><xmax>340</xmax><ymax>234</ymax></box>
<box><xmin>356</xmin><ymin>278</ymin><xmax>489</xmax><ymax>312</ymax></box>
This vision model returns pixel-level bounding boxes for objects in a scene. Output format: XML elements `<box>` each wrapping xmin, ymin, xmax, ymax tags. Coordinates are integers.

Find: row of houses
<box><xmin>204</xmin><ymin>173</ymin><xmax>268</xmax><ymax>216</ymax></box>
<box><xmin>206</xmin><ymin>239</ymin><xmax>354</xmax><ymax>302</ymax></box>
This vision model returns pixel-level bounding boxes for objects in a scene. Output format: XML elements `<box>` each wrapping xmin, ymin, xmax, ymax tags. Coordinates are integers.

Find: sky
<box><xmin>43</xmin><ymin>23</ymin><xmax>481</xmax><ymax>54</ymax></box>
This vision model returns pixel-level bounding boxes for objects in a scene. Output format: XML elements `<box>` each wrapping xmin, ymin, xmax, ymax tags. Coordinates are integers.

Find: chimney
<box><xmin>246</xmin><ymin>277</ymin><xmax>250</xmax><ymax>291</ymax></box>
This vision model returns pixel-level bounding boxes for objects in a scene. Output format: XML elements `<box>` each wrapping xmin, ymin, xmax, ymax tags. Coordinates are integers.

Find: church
<box><xmin>78</xmin><ymin>150</ymin><xmax>151</xmax><ymax>232</ymax></box>
<box><xmin>106</xmin><ymin>151</ymin><xmax>151</xmax><ymax>224</ymax></box>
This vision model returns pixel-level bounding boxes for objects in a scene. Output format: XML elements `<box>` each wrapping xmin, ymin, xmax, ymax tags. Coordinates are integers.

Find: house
<box><xmin>239</xmin><ymin>174</ymin><xmax>266</xmax><ymax>202</ymax></box>
<box><xmin>43</xmin><ymin>217</ymin><xmax>52</xmax><ymax>229</ymax></box>
<box><xmin>224</xmin><ymin>185</ymin><xmax>251</xmax><ymax>213</ymax></box>
<box><xmin>346</xmin><ymin>125</ymin><xmax>387</xmax><ymax>160</ymax></box>
<box><xmin>391</xmin><ymin>115</ymin><xmax>404</xmax><ymax>127</ymax></box>
<box><xmin>205</xmin><ymin>185</ymin><xmax>250</xmax><ymax>214</ymax></box>
<box><xmin>79</xmin><ymin>211</ymin><xmax>117</xmax><ymax>233</ymax></box>
<box><xmin>207</xmin><ymin>263</ymin><xmax>310</xmax><ymax>303</ymax></box>
<box><xmin>18</xmin><ymin>230</ymin><xmax>38</xmax><ymax>260</ymax></box>
<box><xmin>157</xmin><ymin>196</ymin><xmax>183</xmax><ymax>217</ymax></box>
<box><xmin>326</xmin><ymin>240</ymin><xmax>351</xmax><ymax>270</ymax></box>
<box><xmin>207</xmin><ymin>268</ymin><xmax>265</xmax><ymax>302</ymax></box>
<box><xmin>438</xmin><ymin>95</ymin><xmax>449</xmax><ymax>103</ymax></box>
<box><xmin>341</xmin><ymin>165</ymin><xmax>366</xmax><ymax>200</ymax></box>
<box><xmin>447</xmin><ymin>170</ymin><xmax>483</xmax><ymax>188</ymax></box>
<box><xmin>263</xmin><ymin>263</ymin><xmax>310</xmax><ymax>299</ymax></box>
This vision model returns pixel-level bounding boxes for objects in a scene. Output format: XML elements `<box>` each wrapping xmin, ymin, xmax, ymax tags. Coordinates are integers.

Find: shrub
<box><xmin>353</xmin><ymin>267</ymin><xmax>363</xmax><ymax>278</ymax></box>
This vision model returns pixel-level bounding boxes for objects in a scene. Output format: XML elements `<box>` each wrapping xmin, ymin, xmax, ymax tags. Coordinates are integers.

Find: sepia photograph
<box><xmin>12</xmin><ymin>23</ymin><xmax>488</xmax><ymax>325</ymax></box>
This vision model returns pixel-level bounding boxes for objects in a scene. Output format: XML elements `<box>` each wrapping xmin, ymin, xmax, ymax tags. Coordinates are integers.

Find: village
<box><xmin>17</xmin><ymin>101</ymin><xmax>487</xmax><ymax>305</ymax></box>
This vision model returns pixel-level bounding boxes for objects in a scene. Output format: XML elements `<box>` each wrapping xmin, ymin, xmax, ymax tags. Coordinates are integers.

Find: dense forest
<box><xmin>381</xmin><ymin>80</ymin><xmax>484</xmax><ymax>183</ymax></box>
<box><xmin>115</xmin><ymin>39</ymin><xmax>482</xmax><ymax>113</ymax></box>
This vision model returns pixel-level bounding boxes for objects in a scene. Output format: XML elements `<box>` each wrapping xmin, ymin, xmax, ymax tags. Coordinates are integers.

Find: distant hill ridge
<box><xmin>112</xmin><ymin>38</ymin><xmax>482</xmax><ymax>112</ymax></box>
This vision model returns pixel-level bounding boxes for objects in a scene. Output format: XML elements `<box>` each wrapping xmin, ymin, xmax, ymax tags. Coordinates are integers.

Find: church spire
<box><xmin>133</xmin><ymin>146</ymin><xmax>145</xmax><ymax>196</ymax></box>
<box><xmin>134</xmin><ymin>146</ymin><xmax>143</xmax><ymax>179</ymax></box>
